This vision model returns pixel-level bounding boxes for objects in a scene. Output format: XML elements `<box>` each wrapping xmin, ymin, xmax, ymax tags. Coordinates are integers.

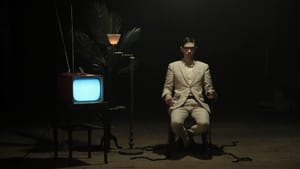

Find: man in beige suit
<box><xmin>162</xmin><ymin>36</ymin><xmax>216</xmax><ymax>156</ymax></box>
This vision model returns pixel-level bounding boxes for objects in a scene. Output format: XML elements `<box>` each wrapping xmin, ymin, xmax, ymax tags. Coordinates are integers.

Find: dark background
<box><xmin>1</xmin><ymin>0</ymin><xmax>299</xmax><ymax>125</ymax></box>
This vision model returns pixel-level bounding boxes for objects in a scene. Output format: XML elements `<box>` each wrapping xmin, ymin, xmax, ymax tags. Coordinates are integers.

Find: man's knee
<box><xmin>191</xmin><ymin>123</ymin><xmax>209</xmax><ymax>134</ymax></box>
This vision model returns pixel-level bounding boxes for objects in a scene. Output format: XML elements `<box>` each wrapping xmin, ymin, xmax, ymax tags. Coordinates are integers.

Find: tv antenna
<box><xmin>54</xmin><ymin>0</ymin><xmax>75</xmax><ymax>73</ymax></box>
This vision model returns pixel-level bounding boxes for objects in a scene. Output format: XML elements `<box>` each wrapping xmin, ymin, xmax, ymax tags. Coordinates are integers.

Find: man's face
<box><xmin>180</xmin><ymin>42</ymin><xmax>196</xmax><ymax>59</ymax></box>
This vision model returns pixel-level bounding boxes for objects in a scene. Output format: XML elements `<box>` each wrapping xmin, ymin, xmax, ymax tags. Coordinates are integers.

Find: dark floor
<box><xmin>1</xmin><ymin>109</ymin><xmax>300</xmax><ymax>169</ymax></box>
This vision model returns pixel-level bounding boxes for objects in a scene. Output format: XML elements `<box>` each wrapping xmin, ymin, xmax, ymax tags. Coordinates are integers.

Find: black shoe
<box><xmin>201</xmin><ymin>143</ymin><xmax>212</xmax><ymax>160</ymax></box>
<box><xmin>167</xmin><ymin>138</ymin><xmax>184</xmax><ymax>153</ymax></box>
<box><xmin>193</xmin><ymin>132</ymin><xmax>213</xmax><ymax>160</ymax></box>
<box><xmin>166</xmin><ymin>139</ymin><xmax>186</xmax><ymax>160</ymax></box>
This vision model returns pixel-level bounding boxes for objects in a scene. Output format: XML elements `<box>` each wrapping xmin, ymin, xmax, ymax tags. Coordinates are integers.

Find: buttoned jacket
<box><xmin>162</xmin><ymin>60</ymin><xmax>215</xmax><ymax>113</ymax></box>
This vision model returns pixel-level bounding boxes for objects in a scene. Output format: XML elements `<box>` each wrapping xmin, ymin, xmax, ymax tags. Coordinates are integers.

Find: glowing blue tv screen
<box><xmin>72</xmin><ymin>75</ymin><xmax>104</xmax><ymax>104</ymax></box>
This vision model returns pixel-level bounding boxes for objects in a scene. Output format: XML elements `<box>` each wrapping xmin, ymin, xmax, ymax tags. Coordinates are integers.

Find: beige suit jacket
<box><xmin>162</xmin><ymin>60</ymin><xmax>215</xmax><ymax>113</ymax></box>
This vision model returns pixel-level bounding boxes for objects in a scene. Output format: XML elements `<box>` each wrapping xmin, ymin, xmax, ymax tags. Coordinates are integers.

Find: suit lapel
<box><xmin>190</xmin><ymin>62</ymin><xmax>200</xmax><ymax>86</ymax></box>
<box><xmin>179</xmin><ymin>61</ymin><xmax>190</xmax><ymax>86</ymax></box>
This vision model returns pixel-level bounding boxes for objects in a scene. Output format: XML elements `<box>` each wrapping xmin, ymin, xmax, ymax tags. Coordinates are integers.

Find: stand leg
<box><xmin>53</xmin><ymin>125</ymin><xmax>58</xmax><ymax>159</ymax></box>
<box><xmin>68</xmin><ymin>128</ymin><xmax>72</xmax><ymax>165</ymax></box>
<box><xmin>100</xmin><ymin>132</ymin><xmax>122</xmax><ymax>149</ymax></box>
<box><xmin>112</xmin><ymin>135</ymin><xmax>122</xmax><ymax>149</ymax></box>
<box><xmin>103</xmin><ymin>111</ymin><xmax>110</xmax><ymax>164</ymax></box>
<box><xmin>100</xmin><ymin>108</ymin><xmax>123</xmax><ymax>149</ymax></box>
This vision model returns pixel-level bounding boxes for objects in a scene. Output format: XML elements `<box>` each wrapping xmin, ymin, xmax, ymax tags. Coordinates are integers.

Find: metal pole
<box><xmin>129</xmin><ymin>55</ymin><xmax>135</xmax><ymax>149</ymax></box>
<box><xmin>119</xmin><ymin>54</ymin><xmax>143</xmax><ymax>155</ymax></box>
<box><xmin>70</xmin><ymin>2</ymin><xmax>74</xmax><ymax>73</ymax></box>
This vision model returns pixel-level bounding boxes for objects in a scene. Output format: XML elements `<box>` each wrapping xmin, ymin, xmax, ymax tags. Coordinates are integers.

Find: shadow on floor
<box><xmin>0</xmin><ymin>157</ymin><xmax>89</xmax><ymax>169</ymax></box>
<box><xmin>130</xmin><ymin>141</ymin><xmax>253</xmax><ymax>163</ymax></box>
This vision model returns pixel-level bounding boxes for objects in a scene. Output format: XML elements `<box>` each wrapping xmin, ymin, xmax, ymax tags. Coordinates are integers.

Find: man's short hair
<box><xmin>181</xmin><ymin>36</ymin><xmax>196</xmax><ymax>46</ymax></box>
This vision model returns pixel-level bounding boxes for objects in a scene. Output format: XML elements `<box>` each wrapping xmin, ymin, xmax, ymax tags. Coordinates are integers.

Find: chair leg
<box><xmin>88</xmin><ymin>128</ymin><xmax>92</xmax><ymax>158</ymax></box>
<box><xmin>208</xmin><ymin>125</ymin><xmax>212</xmax><ymax>146</ymax></box>
<box><xmin>53</xmin><ymin>126</ymin><xmax>58</xmax><ymax>159</ymax></box>
<box><xmin>68</xmin><ymin>128</ymin><xmax>72</xmax><ymax>165</ymax></box>
<box><xmin>201</xmin><ymin>132</ymin><xmax>208</xmax><ymax>146</ymax></box>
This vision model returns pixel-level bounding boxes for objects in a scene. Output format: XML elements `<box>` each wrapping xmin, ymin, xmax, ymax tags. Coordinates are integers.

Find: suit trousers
<box><xmin>170</xmin><ymin>98</ymin><xmax>209</xmax><ymax>146</ymax></box>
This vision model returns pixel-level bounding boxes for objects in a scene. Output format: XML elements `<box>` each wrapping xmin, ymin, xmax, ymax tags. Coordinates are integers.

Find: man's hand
<box><xmin>207</xmin><ymin>92</ymin><xmax>217</xmax><ymax>100</ymax></box>
<box><xmin>164</xmin><ymin>95</ymin><xmax>175</xmax><ymax>106</ymax></box>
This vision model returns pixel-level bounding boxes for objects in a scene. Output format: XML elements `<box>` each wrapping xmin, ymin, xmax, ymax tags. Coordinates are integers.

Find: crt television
<box><xmin>57</xmin><ymin>72</ymin><xmax>104</xmax><ymax>104</ymax></box>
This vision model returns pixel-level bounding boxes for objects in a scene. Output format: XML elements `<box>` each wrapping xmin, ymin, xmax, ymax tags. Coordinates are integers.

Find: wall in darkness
<box><xmin>112</xmin><ymin>0</ymin><xmax>300</xmax><ymax>116</ymax></box>
<box><xmin>1</xmin><ymin>0</ymin><xmax>59</xmax><ymax>124</ymax></box>
<box><xmin>1</xmin><ymin>0</ymin><xmax>299</xmax><ymax>124</ymax></box>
